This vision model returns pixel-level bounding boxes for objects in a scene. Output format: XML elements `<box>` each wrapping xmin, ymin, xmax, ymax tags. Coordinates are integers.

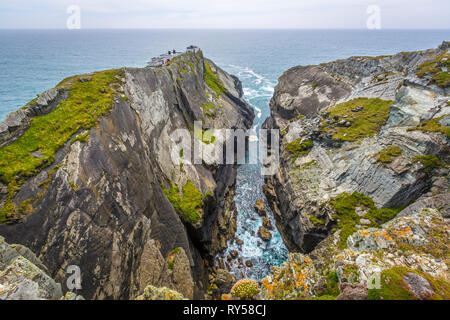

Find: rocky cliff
<box><xmin>213</xmin><ymin>42</ymin><xmax>450</xmax><ymax>301</ymax></box>
<box><xmin>263</xmin><ymin>41</ymin><xmax>449</xmax><ymax>254</ymax></box>
<box><xmin>0</xmin><ymin>51</ymin><xmax>254</xmax><ymax>299</ymax></box>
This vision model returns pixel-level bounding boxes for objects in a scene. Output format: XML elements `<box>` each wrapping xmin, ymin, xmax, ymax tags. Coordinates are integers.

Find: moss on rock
<box><xmin>285</xmin><ymin>139</ymin><xmax>314</xmax><ymax>163</ymax></box>
<box><xmin>320</xmin><ymin>98</ymin><xmax>393</xmax><ymax>142</ymax></box>
<box><xmin>162</xmin><ymin>180</ymin><xmax>205</xmax><ymax>225</ymax></box>
<box><xmin>376</xmin><ymin>146</ymin><xmax>403</xmax><ymax>164</ymax></box>
<box><xmin>331</xmin><ymin>192</ymin><xmax>403</xmax><ymax>248</ymax></box>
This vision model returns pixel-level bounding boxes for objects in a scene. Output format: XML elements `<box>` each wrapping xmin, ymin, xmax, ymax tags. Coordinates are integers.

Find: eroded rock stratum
<box><xmin>0</xmin><ymin>51</ymin><xmax>254</xmax><ymax>299</ymax></box>
<box><xmin>253</xmin><ymin>42</ymin><xmax>449</xmax><ymax>300</ymax></box>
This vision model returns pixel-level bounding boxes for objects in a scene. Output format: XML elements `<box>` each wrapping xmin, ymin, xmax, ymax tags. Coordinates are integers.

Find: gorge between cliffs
<box><xmin>0</xmin><ymin>42</ymin><xmax>449</xmax><ymax>301</ymax></box>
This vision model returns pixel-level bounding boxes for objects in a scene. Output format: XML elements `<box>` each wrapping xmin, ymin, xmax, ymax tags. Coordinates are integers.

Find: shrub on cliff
<box><xmin>230</xmin><ymin>279</ymin><xmax>260</xmax><ymax>300</ymax></box>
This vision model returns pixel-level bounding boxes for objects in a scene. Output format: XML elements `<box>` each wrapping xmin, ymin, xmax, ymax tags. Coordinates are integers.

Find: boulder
<box><xmin>336</xmin><ymin>283</ymin><xmax>368</xmax><ymax>300</ymax></box>
<box><xmin>214</xmin><ymin>269</ymin><xmax>236</xmax><ymax>294</ymax></box>
<box><xmin>258</xmin><ymin>226</ymin><xmax>272</xmax><ymax>242</ymax></box>
<box><xmin>254</xmin><ymin>199</ymin><xmax>266</xmax><ymax>216</ymax></box>
<box><xmin>403</xmin><ymin>272</ymin><xmax>434</xmax><ymax>300</ymax></box>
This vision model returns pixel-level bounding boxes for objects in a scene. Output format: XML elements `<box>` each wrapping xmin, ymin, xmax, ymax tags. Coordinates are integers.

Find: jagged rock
<box><xmin>263</xmin><ymin>43</ymin><xmax>449</xmax><ymax>254</ymax></box>
<box><xmin>336</xmin><ymin>283</ymin><xmax>368</xmax><ymax>300</ymax></box>
<box><xmin>136</xmin><ymin>285</ymin><xmax>185</xmax><ymax>300</ymax></box>
<box><xmin>214</xmin><ymin>269</ymin><xmax>236</xmax><ymax>294</ymax></box>
<box><xmin>0</xmin><ymin>51</ymin><xmax>254</xmax><ymax>300</ymax></box>
<box><xmin>259</xmin><ymin>254</ymin><xmax>318</xmax><ymax>300</ymax></box>
<box><xmin>258</xmin><ymin>226</ymin><xmax>272</xmax><ymax>242</ymax></box>
<box><xmin>254</xmin><ymin>199</ymin><xmax>266</xmax><ymax>216</ymax></box>
<box><xmin>230</xmin><ymin>250</ymin><xmax>238</xmax><ymax>259</ymax></box>
<box><xmin>236</xmin><ymin>238</ymin><xmax>243</xmax><ymax>246</ymax></box>
<box><xmin>61</xmin><ymin>291</ymin><xmax>85</xmax><ymax>300</ymax></box>
<box><xmin>260</xmin><ymin>206</ymin><xmax>450</xmax><ymax>300</ymax></box>
<box><xmin>262</xmin><ymin>217</ymin><xmax>273</xmax><ymax>230</ymax></box>
<box><xmin>245</xmin><ymin>260</ymin><xmax>254</xmax><ymax>268</ymax></box>
<box><xmin>403</xmin><ymin>272</ymin><xmax>434</xmax><ymax>300</ymax></box>
<box><xmin>351</xmin><ymin>106</ymin><xmax>364</xmax><ymax>112</ymax></box>
<box><xmin>0</xmin><ymin>236</ymin><xmax>63</xmax><ymax>300</ymax></box>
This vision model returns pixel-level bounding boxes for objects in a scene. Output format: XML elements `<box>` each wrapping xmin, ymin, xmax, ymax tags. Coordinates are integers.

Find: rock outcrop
<box><xmin>256</xmin><ymin>207</ymin><xmax>449</xmax><ymax>300</ymax></box>
<box><xmin>0</xmin><ymin>51</ymin><xmax>254</xmax><ymax>299</ymax></box>
<box><xmin>0</xmin><ymin>235</ymin><xmax>63</xmax><ymax>300</ymax></box>
<box><xmin>263</xmin><ymin>42</ymin><xmax>449</xmax><ymax>253</ymax></box>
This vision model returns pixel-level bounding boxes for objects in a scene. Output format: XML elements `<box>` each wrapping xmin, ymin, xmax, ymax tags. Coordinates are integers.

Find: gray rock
<box><xmin>0</xmin><ymin>236</ymin><xmax>62</xmax><ymax>300</ymax></box>
<box><xmin>262</xmin><ymin>43</ymin><xmax>449</xmax><ymax>254</ymax></box>
<box><xmin>403</xmin><ymin>272</ymin><xmax>434</xmax><ymax>300</ymax></box>
<box><xmin>0</xmin><ymin>52</ymin><xmax>254</xmax><ymax>300</ymax></box>
<box><xmin>336</xmin><ymin>283</ymin><xmax>368</xmax><ymax>300</ymax></box>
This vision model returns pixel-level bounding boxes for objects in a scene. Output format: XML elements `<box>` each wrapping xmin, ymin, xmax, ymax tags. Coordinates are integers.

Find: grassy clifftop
<box><xmin>0</xmin><ymin>69</ymin><xmax>124</xmax><ymax>222</ymax></box>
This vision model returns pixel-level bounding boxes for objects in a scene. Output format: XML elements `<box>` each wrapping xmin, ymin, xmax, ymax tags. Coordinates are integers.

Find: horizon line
<box><xmin>1</xmin><ymin>27</ymin><xmax>450</xmax><ymax>31</ymax></box>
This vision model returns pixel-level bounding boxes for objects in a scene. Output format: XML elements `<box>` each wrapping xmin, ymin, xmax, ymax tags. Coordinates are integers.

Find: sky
<box><xmin>0</xmin><ymin>0</ymin><xmax>449</xmax><ymax>29</ymax></box>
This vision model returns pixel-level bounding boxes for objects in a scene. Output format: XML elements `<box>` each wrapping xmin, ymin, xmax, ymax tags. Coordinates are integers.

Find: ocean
<box><xmin>1</xmin><ymin>29</ymin><xmax>449</xmax><ymax>279</ymax></box>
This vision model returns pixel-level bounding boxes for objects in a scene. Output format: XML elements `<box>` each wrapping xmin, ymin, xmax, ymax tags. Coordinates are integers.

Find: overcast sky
<box><xmin>0</xmin><ymin>0</ymin><xmax>449</xmax><ymax>29</ymax></box>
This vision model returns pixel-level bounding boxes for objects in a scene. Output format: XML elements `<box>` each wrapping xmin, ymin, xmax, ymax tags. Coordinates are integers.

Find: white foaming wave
<box><xmin>254</xmin><ymin>107</ymin><xmax>262</xmax><ymax>119</ymax></box>
<box><xmin>229</xmin><ymin>64</ymin><xmax>274</xmax><ymax>91</ymax></box>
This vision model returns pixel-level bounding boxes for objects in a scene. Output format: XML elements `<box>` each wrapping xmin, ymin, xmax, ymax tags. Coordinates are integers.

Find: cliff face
<box><xmin>263</xmin><ymin>42</ymin><xmax>449</xmax><ymax>253</ymax></box>
<box><xmin>0</xmin><ymin>51</ymin><xmax>254</xmax><ymax>299</ymax></box>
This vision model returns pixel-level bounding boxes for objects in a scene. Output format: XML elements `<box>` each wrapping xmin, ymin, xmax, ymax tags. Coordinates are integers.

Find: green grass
<box><xmin>368</xmin><ymin>266</ymin><xmax>450</xmax><ymax>300</ymax></box>
<box><xmin>167</xmin><ymin>247</ymin><xmax>181</xmax><ymax>270</ymax></box>
<box><xmin>201</xmin><ymin>102</ymin><xmax>222</xmax><ymax>120</ymax></box>
<box><xmin>204</xmin><ymin>61</ymin><xmax>227</xmax><ymax>95</ymax></box>
<box><xmin>320</xmin><ymin>98</ymin><xmax>394</xmax><ymax>142</ymax></box>
<box><xmin>377</xmin><ymin>146</ymin><xmax>403</xmax><ymax>164</ymax></box>
<box><xmin>162</xmin><ymin>180</ymin><xmax>205</xmax><ymax>225</ymax></box>
<box><xmin>194</xmin><ymin>125</ymin><xmax>216</xmax><ymax>145</ymax></box>
<box><xmin>285</xmin><ymin>139</ymin><xmax>314</xmax><ymax>163</ymax></box>
<box><xmin>71</xmin><ymin>131</ymin><xmax>90</xmax><ymax>144</ymax></box>
<box><xmin>416</xmin><ymin>50</ymin><xmax>450</xmax><ymax>88</ymax></box>
<box><xmin>321</xmin><ymin>271</ymin><xmax>340</xmax><ymax>297</ymax></box>
<box><xmin>331</xmin><ymin>192</ymin><xmax>404</xmax><ymax>248</ymax></box>
<box><xmin>408</xmin><ymin>116</ymin><xmax>450</xmax><ymax>138</ymax></box>
<box><xmin>413</xmin><ymin>155</ymin><xmax>445</xmax><ymax>173</ymax></box>
<box><xmin>309</xmin><ymin>214</ymin><xmax>325</xmax><ymax>225</ymax></box>
<box><xmin>0</xmin><ymin>69</ymin><xmax>123</xmax><ymax>222</ymax></box>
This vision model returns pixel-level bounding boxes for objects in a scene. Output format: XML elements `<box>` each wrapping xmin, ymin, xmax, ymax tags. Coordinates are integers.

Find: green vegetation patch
<box><xmin>166</xmin><ymin>247</ymin><xmax>181</xmax><ymax>270</ymax></box>
<box><xmin>331</xmin><ymin>192</ymin><xmax>404</xmax><ymax>248</ymax></box>
<box><xmin>230</xmin><ymin>279</ymin><xmax>260</xmax><ymax>300</ymax></box>
<box><xmin>320</xmin><ymin>98</ymin><xmax>394</xmax><ymax>142</ymax></box>
<box><xmin>416</xmin><ymin>50</ymin><xmax>450</xmax><ymax>88</ymax></box>
<box><xmin>321</xmin><ymin>271</ymin><xmax>340</xmax><ymax>297</ymax></box>
<box><xmin>368</xmin><ymin>266</ymin><xmax>450</xmax><ymax>300</ymax></box>
<box><xmin>377</xmin><ymin>146</ymin><xmax>403</xmax><ymax>164</ymax></box>
<box><xmin>204</xmin><ymin>61</ymin><xmax>227</xmax><ymax>95</ymax></box>
<box><xmin>0</xmin><ymin>69</ymin><xmax>123</xmax><ymax>222</ymax></box>
<box><xmin>194</xmin><ymin>125</ymin><xmax>216</xmax><ymax>145</ymax></box>
<box><xmin>201</xmin><ymin>102</ymin><xmax>222</xmax><ymax>120</ymax></box>
<box><xmin>413</xmin><ymin>155</ymin><xmax>445</xmax><ymax>173</ymax></box>
<box><xmin>162</xmin><ymin>180</ymin><xmax>205</xmax><ymax>225</ymax></box>
<box><xmin>309</xmin><ymin>214</ymin><xmax>325</xmax><ymax>226</ymax></box>
<box><xmin>285</xmin><ymin>139</ymin><xmax>314</xmax><ymax>163</ymax></box>
<box><xmin>408</xmin><ymin>116</ymin><xmax>450</xmax><ymax>138</ymax></box>
<box><xmin>71</xmin><ymin>131</ymin><xmax>90</xmax><ymax>144</ymax></box>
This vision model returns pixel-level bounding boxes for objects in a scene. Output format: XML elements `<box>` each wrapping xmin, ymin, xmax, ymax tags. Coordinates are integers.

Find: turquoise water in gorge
<box><xmin>1</xmin><ymin>29</ymin><xmax>449</xmax><ymax>279</ymax></box>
